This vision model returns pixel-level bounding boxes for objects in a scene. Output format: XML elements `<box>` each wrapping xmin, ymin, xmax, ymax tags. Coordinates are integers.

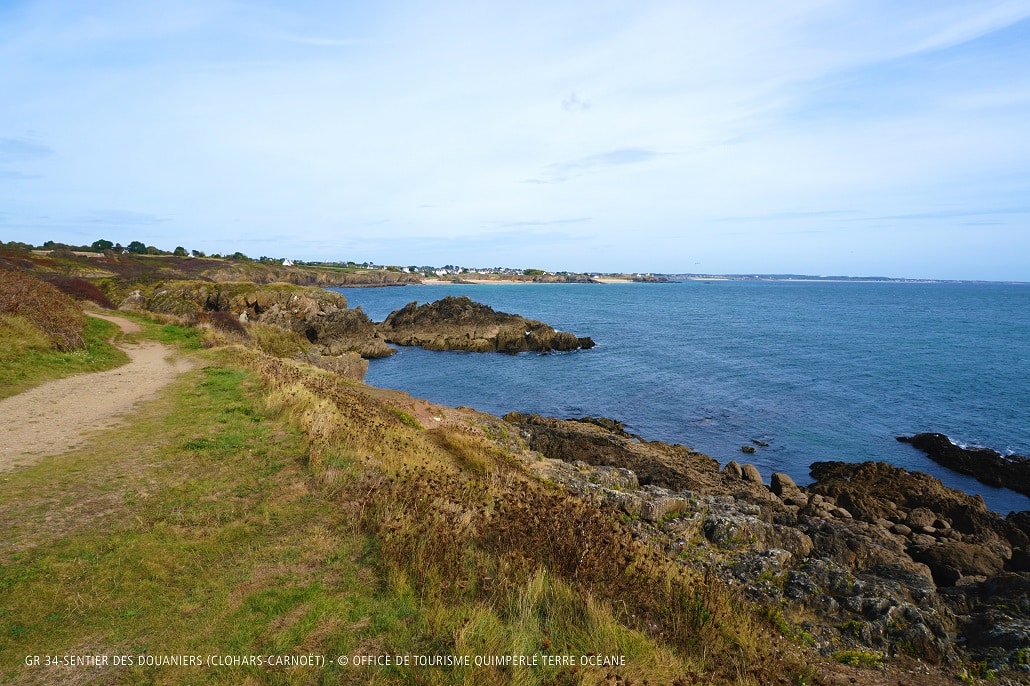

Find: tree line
<box><xmin>2</xmin><ymin>239</ymin><xmax>286</xmax><ymax>263</ymax></box>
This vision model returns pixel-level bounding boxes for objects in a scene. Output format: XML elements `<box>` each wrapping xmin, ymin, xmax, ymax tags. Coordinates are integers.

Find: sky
<box><xmin>2</xmin><ymin>1</ymin><xmax>1029</xmax><ymax>280</ymax></box>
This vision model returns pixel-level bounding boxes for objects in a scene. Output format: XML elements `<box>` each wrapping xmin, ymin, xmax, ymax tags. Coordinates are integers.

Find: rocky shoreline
<box><xmin>505</xmin><ymin>413</ymin><xmax>1030</xmax><ymax>673</ymax></box>
<box><xmin>898</xmin><ymin>433</ymin><xmax>1030</xmax><ymax>498</ymax></box>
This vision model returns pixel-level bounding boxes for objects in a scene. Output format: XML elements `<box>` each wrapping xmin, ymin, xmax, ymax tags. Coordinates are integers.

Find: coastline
<box><xmin>420</xmin><ymin>277</ymin><xmax>637</xmax><ymax>285</ymax></box>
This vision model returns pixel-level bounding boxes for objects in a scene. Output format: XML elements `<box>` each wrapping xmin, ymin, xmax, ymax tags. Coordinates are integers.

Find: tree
<box><xmin>173</xmin><ymin>246</ymin><xmax>187</xmax><ymax>257</ymax></box>
<box><xmin>91</xmin><ymin>239</ymin><xmax>114</xmax><ymax>251</ymax></box>
<box><xmin>191</xmin><ymin>249</ymin><xmax>205</xmax><ymax>258</ymax></box>
<box><xmin>126</xmin><ymin>240</ymin><xmax>147</xmax><ymax>254</ymax></box>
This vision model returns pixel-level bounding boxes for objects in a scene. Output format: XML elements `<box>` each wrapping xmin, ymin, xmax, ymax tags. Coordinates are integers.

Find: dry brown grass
<box><xmin>0</xmin><ymin>269</ymin><xmax>87</xmax><ymax>351</ymax></box>
<box><xmin>232</xmin><ymin>344</ymin><xmax>809</xmax><ymax>685</ymax></box>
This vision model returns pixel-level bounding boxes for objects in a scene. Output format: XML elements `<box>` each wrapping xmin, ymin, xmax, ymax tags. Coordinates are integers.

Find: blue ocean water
<box><xmin>332</xmin><ymin>281</ymin><xmax>1030</xmax><ymax>514</ymax></box>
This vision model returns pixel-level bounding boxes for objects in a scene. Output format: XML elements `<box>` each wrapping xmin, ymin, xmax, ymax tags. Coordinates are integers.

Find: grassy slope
<box><xmin>0</xmin><ymin>315</ymin><xmax>128</xmax><ymax>399</ymax></box>
<box><xmin>0</xmin><ymin>317</ymin><xmax>813</xmax><ymax>685</ymax></box>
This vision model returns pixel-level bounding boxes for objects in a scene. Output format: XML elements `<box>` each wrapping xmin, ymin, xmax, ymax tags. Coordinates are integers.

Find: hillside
<box><xmin>0</xmin><ymin>245</ymin><xmax>422</xmax><ymax>290</ymax></box>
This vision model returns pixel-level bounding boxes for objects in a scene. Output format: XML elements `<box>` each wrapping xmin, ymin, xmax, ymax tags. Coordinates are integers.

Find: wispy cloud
<box><xmin>78</xmin><ymin>210</ymin><xmax>168</xmax><ymax>226</ymax></box>
<box><xmin>0</xmin><ymin>137</ymin><xmax>53</xmax><ymax>160</ymax></box>
<box><xmin>858</xmin><ymin>207</ymin><xmax>1030</xmax><ymax>221</ymax></box>
<box><xmin>278</xmin><ymin>34</ymin><xmax>359</xmax><ymax>48</ymax></box>
<box><xmin>494</xmin><ymin>217</ymin><xmax>592</xmax><ymax>229</ymax></box>
<box><xmin>717</xmin><ymin>210</ymin><xmax>861</xmax><ymax>223</ymax></box>
<box><xmin>528</xmin><ymin>148</ymin><xmax>658</xmax><ymax>183</ymax></box>
<box><xmin>0</xmin><ymin>171</ymin><xmax>41</xmax><ymax>180</ymax></box>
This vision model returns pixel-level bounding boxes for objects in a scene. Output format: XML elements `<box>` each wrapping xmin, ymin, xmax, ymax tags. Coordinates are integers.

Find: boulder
<box><xmin>771</xmin><ymin>472</ymin><xmax>808</xmax><ymax>507</ymax></box>
<box><xmin>909</xmin><ymin>541</ymin><xmax>1006</xmax><ymax>586</ymax></box>
<box><xmin>906</xmin><ymin>507</ymin><xmax>937</xmax><ymax>528</ymax></box>
<box><xmin>741</xmin><ymin>463</ymin><xmax>763</xmax><ymax>485</ymax></box>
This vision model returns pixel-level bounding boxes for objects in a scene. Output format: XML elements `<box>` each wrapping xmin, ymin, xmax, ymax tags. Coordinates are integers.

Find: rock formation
<box><xmin>119</xmin><ymin>281</ymin><xmax>395</xmax><ymax>359</ymax></box>
<box><xmin>505</xmin><ymin>414</ymin><xmax>1030</xmax><ymax>671</ymax></box>
<box><xmin>120</xmin><ymin>286</ymin><xmax>596</xmax><ymax>362</ymax></box>
<box><xmin>898</xmin><ymin>432</ymin><xmax>1030</xmax><ymax>497</ymax></box>
<box><xmin>379</xmin><ymin>296</ymin><xmax>595</xmax><ymax>353</ymax></box>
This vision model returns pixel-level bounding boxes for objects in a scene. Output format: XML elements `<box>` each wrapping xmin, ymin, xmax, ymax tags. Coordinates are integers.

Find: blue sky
<box><xmin>2</xmin><ymin>1</ymin><xmax>1029</xmax><ymax>279</ymax></box>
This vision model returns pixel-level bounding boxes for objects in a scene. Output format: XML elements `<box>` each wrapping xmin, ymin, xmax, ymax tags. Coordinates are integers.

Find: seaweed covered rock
<box><xmin>379</xmin><ymin>296</ymin><xmax>594</xmax><ymax>354</ymax></box>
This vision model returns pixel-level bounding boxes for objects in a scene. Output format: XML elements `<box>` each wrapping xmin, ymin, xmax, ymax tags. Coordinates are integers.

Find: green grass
<box><xmin>833</xmin><ymin>648</ymin><xmax>884</xmax><ymax>668</ymax></box>
<box><xmin>0</xmin><ymin>360</ymin><xmax>401</xmax><ymax>685</ymax></box>
<box><xmin>0</xmin><ymin>315</ymin><xmax>128</xmax><ymax>399</ymax></box>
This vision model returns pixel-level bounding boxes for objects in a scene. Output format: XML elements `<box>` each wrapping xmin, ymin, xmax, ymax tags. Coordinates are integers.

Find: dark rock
<box><xmin>898</xmin><ymin>432</ymin><xmax>1030</xmax><ymax>497</ymax></box>
<box><xmin>741</xmin><ymin>445</ymin><xmax>756</xmax><ymax>454</ymax></box>
<box><xmin>909</xmin><ymin>542</ymin><xmax>1006</xmax><ymax>586</ymax></box>
<box><xmin>302</xmin><ymin>307</ymin><xmax>395</xmax><ymax>359</ymax></box>
<box><xmin>503</xmin><ymin>413</ymin><xmax>724</xmax><ymax>493</ymax></box>
<box><xmin>808</xmin><ymin>461</ymin><xmax>1025</xmax><ymax>547</ymax></box>
<box><xmin>379</xmin><ymin>296</ymin><xmax>594</xmax><ymax>354</ymax></box>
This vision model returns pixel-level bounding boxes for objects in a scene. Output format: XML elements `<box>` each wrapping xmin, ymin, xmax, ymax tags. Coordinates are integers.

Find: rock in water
<box><xmin>379</xmin><ymin>296</ymin><xmax>595</xmax><ymax>354</ymax></box>
<box><xmin>897</xmin><ymin>432</ymin><xmax>1030</xmax><ymax>497</ymax></box>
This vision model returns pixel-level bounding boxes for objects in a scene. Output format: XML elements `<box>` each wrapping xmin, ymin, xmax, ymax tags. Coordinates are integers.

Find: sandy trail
<box><xmin>0</xmin><ymin>313</ymin><xmax>194</xmax><ymax>473</ymax></box>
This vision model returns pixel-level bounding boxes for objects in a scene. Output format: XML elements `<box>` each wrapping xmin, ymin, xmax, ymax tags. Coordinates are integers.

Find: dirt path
<box><xmin>0</xmin><ymin>313</ymin><xmax>194</xmax><ymax>472</ymax></box>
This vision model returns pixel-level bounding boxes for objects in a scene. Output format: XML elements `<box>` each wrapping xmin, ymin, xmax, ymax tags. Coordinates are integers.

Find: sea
<box><xmin>331</xmin><ymin>280</ymin><xmax>1030</xmax><ymax>514</ymax></box>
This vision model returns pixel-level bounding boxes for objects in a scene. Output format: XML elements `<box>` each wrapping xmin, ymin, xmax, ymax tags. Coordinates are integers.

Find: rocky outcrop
<box><xmin>898</xmin><ymin>432</ymin><xmax>1030</xmax><ymax>497</ymax></box>
<box><xmin>507</xmin><ymin>414</ymin><xmax>1030</xmax><ymax>670</ymax></box>
<box><xmin>120</xmin><ymin>287</ymin><xmax>597</xmax><ymax>361</ymax></box>
<box><xmin>379</xmin><ymin>296</ymin><xmax>595</xmax><ymax>354</ymax></box>
<box><xmin>504</xmin><ymin>413</ymin><xmax>726</xmax><ymax>494</ymax></box>
<box><xmin>119</xmin><ymin>281</ymin><xmax>395</xmax><ymax>359</ymax></box>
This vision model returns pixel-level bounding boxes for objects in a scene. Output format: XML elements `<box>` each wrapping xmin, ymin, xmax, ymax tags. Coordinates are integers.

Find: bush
<box><xmin>207</xmin><ymin>310</ymin><xmax>248</xmax><ymax>337</ymax></box>
<box><xmin>44</xmin><ymin>276</ymin><xmax>116</xmax><ymax>309</ymax></box>
<box><xmin>248</xmin><ymin>323</ymin><xmax>309</xmax><ymax>358</ymax></box>
<box><xmin>0</xmin><ymin>270</ymin><xmax>86</xmax><ymax>351</ymax></box>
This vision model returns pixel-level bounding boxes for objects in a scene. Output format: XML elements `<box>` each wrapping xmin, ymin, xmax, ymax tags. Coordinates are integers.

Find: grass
<box><xmin>0</xmin><ymin>315</ymin><xmax>128</xmax><ymax>399</ymax></box>
<box><xmin>0</xmin><ymin>357</ymin><xmax>396</xmax><ymax>685</ymax></box>
<box><xmin>832</xmin><ymin>649</ymin><xmax>884</xmax><ymax>669</ymax></box>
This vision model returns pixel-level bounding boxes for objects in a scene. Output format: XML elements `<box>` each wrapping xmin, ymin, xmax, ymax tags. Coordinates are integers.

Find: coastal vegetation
<box><xmin>2</xmin><ymin>252</ymin><xmax>1027</xmax><ymax>684</ymax></box>
<box><xmin>0</xmin><ymin>270</ymin><xmax>127</xmax><ymax>398</ymax></box>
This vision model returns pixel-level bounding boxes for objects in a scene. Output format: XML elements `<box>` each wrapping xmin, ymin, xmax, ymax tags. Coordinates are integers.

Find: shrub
<box><xmin>207</xmin><ymin>310</ymin><xmax>248</xmax><ymax>337</ymax></box>
<box><xmin>248</xmin><ymin>323</ymin><xmax>309</xmax><ymax>358</ymax></box>
<box><xmin>44</xmin><ymin>276</ymin><xmax>116</xmax><ymax>309</ymax></box>
<box><xmin>0</xmin><ymin>269</ymin><xmax>86</xmax><ymax>351</ymax></box>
